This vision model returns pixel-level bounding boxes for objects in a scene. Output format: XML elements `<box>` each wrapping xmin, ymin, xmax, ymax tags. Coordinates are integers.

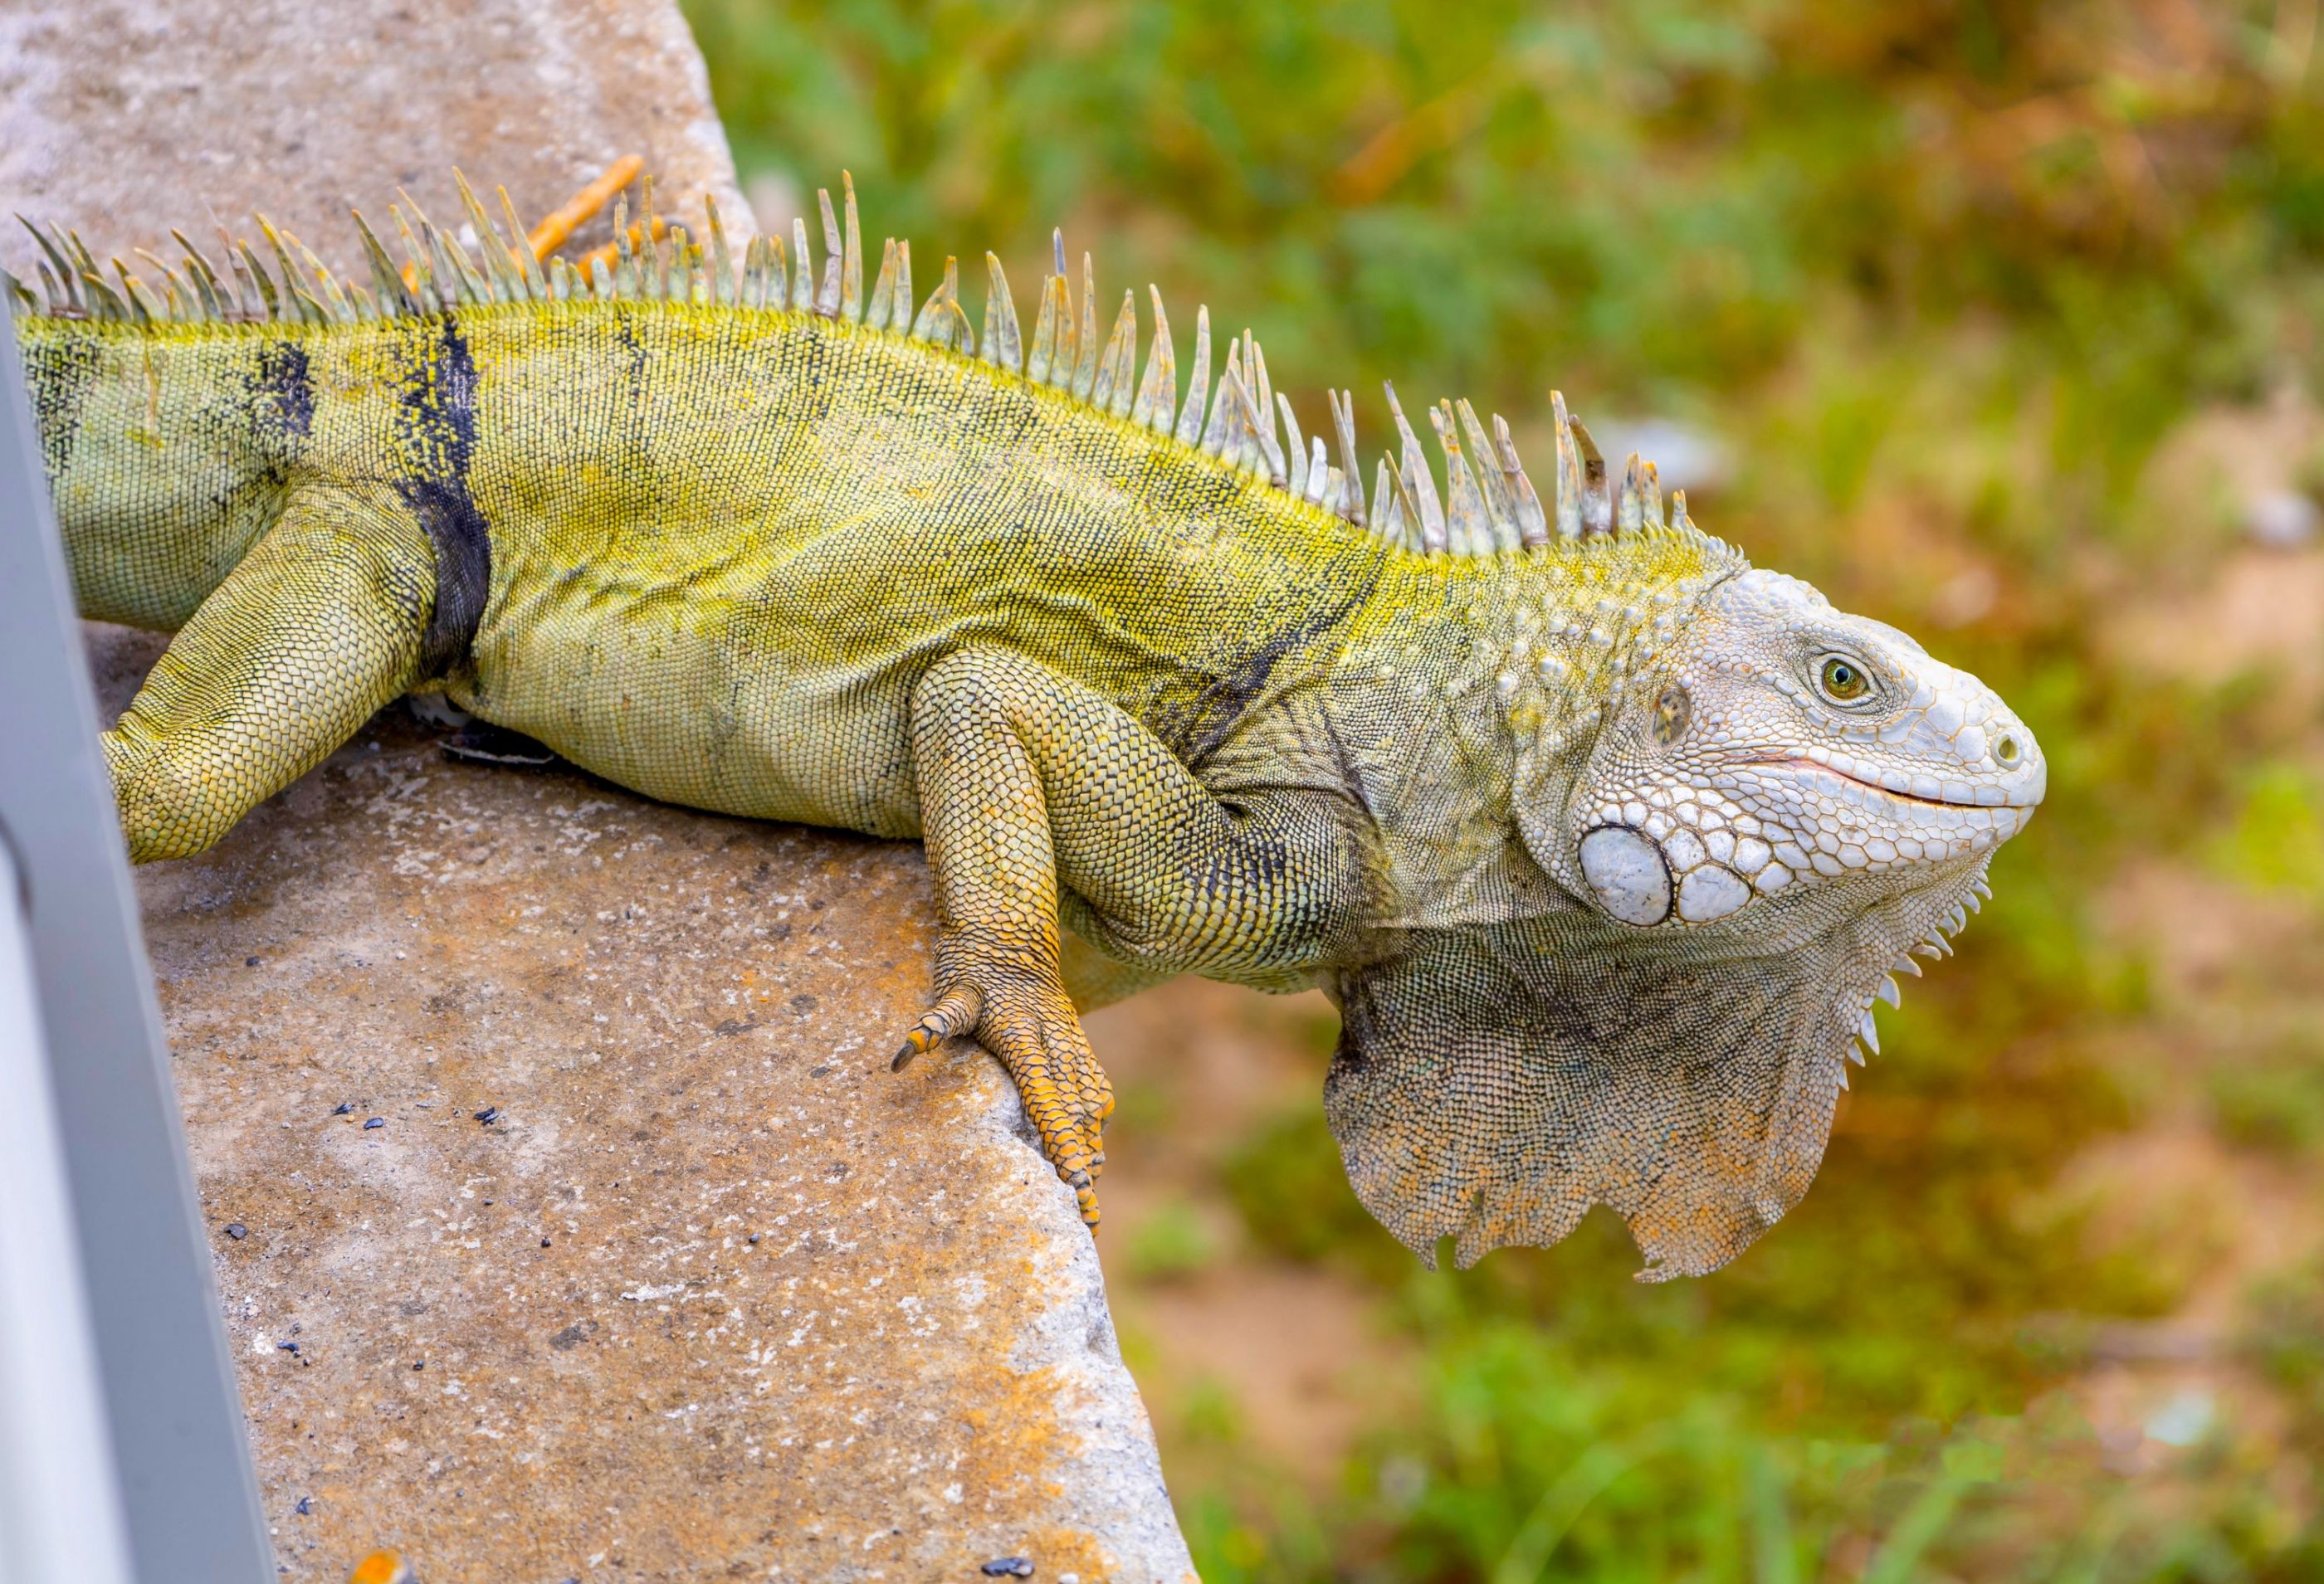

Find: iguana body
<box><xmin>8</xmin><ymin>176</ymin><xmax>2044</xmax><ymax>1277</ymax></box>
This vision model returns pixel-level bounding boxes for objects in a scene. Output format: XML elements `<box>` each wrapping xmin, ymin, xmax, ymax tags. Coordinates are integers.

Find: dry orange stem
<box><xmin>398</xmin><ymin>155</ymin><xmax>647</xmax><ymax>292</ymax></box>
<box><xmin>579</xmin><ymin>217</ymin><xmax>671</xmax><ymax>272</ymax></box>
<box><xmin>528</xmin><ymin>154</ymin><xmax>645</xmax><ymax>259</ymax></box>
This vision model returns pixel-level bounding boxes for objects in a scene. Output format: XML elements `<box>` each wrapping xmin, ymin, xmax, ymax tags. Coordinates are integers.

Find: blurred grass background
<box><xmin>680</xmin><ymin>2</ymin><xmax>2324</xmax><ymax>1577</ymax></box>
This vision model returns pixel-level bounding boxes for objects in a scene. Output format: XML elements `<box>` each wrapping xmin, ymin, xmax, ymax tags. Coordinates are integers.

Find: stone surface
<box><xmin>0</xmin><ymin>0</ymin><xmax>755</xmax><ymax>282</ymax></box>
<box><xmin>86</xmin><ymin>625</ymin><xmax>1195</xmax><ymax>1582</ymax></box>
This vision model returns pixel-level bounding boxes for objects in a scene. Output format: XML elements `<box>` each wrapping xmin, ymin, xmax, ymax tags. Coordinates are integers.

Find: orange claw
<box><xmin>889</xmin><ymin>972</ymin><xmax>1107</xmax><ymax>1231</ymax></box>
<box><xmin>892</xmin><ymin>986</ymin><xmax>984</xmax><ymax>1070</ymax></box>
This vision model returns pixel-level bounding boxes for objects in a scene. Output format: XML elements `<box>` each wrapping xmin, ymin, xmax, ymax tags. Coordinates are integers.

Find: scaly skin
<box><xmin>9</xmin><ymin>183</ymin><xmax>2044</xmax><ymax>1276</ymax></box>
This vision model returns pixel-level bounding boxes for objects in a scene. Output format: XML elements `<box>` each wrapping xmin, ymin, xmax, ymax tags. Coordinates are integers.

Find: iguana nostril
<box><xmin>1995</xmin><ymin>734</ymin><xmax>2020</xmax><ymax>766</ymax></box>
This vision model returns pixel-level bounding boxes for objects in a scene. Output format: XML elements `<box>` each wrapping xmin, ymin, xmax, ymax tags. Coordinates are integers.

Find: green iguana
<box><xmin>7</xmin><ymin>170</ymin><xmax>2044</xmax><ymax>1279</ymax></box>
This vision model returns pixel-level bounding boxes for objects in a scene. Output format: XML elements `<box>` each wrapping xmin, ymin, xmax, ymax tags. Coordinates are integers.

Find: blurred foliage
<box><xmin>684</xmin><ymin>0</ymin><xmax>2324</xmax><ymax>1576</ymax></box>
<box><xmin>1124</xmin><ymin>1194</ymin><xmax>1226</xmax><ymax>1282</ymax></box>
<box><xmin>2209</xmin><ymin>1021</ymin><xmax>2324</xmax><ymax>1153</ymax></box>
<box><xmin>2215</xmin><ymin>762</ymin><xmax>2324</xmax><ymax>895</ymax></box>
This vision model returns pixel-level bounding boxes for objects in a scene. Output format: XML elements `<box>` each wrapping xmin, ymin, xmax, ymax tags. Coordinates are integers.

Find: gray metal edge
<box><xmin>0</xmin><ymin>312</ymin><xmax>272</xmax><ymax>1582</ymax></box>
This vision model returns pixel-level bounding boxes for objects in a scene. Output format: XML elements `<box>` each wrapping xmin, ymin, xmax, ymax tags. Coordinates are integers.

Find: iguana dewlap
<box><xmin>7</xmin><ymin>173</ymin><xmax>2044</xmax><ymax>1278</ymax></box>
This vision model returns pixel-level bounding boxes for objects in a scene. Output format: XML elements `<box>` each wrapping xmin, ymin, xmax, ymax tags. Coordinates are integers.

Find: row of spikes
<box><xmin>3</xmin><ymin>172</ymin><xmax>753</xmax><ymax>327</ymax></box>
<box><xmin>1839</xmin><ymin>872</ymin><xmax>1991</xmax><ymax>1086</ymax></box>
<box><xmin>2</xmin><ymin>168</ymin><xmax>1700</xmax><ymax>561</ymax></box>
<box><xmin>803</xmin><ymin>182</ymin><xmax>1701</xmax><ymax>560</ymax></box>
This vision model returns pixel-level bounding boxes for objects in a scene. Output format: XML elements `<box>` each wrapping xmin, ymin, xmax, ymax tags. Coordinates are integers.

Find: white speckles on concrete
<box><xmin>0</xmin><ymin>0</ymin><xmax>757</xmax><ymax>284</ymax></box>
<box><xmin>26</xmin><ymin>7</ymin><xmax>1190</xmax><ymax>1567</ymax></box>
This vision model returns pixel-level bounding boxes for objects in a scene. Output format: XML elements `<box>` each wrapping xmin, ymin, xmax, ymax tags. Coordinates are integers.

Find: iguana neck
<box><xmin>1329</xmin><ymin>539</ymin><xmax>1740</xmax><ymax>932</ymax></box>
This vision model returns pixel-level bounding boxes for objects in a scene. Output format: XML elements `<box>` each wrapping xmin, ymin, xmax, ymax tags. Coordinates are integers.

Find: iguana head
<box><xmin>1538</xmin><ymin>567</ymin><xmax>2043</xmax><ymax>933</ymax></box>
<box><xmin>1326</xmin><ymin>561</ymin><xmax>2048</xmax><ymax>1282</ymax></box>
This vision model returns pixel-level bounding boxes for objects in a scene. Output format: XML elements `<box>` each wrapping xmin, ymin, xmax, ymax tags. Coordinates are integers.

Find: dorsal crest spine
<box><xmin>5</xmin><ymin>165</ymin><xmax>1737</xmax><ymax>567</ymax></box>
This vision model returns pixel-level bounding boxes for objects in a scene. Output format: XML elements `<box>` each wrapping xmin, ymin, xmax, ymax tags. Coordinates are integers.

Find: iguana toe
<box><xmin>899</xmin><ymin>969</ymin><xmax>1112</xmax><ymax>1228</ymax></box>
<box><xmin>891</xmin><ymin>986</ymin><xmax>983</xmax><ymax>1071</ymax></box>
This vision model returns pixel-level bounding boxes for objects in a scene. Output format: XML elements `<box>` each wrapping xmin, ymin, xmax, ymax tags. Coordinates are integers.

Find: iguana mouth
<box><xmin>1761</xmin><ymin>757</ymin><xmax>2019</xmax><ymax>810</ymax></box>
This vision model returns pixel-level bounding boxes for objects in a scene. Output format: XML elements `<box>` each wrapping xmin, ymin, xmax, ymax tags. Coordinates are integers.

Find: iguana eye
<box><xmin>1817</xmin><ymin>656</ymin><xmax>1871</xmax><ymax>704</ymax></box>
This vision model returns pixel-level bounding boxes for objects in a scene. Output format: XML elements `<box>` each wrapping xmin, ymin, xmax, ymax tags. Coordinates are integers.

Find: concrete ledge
<box><xmin>89</xmin><ymin>625</ymin><xmax>1195</xmax><ymax>1582</ymax></box>
<box><xmin>0</xmin><ymin>0</ymin><xmax>754</xmax><ymax>275</ymax></box>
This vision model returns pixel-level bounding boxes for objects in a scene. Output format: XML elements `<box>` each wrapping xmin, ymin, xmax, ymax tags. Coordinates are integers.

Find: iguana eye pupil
<box><xmin>1652</xmin><ymin>685</ymin><xmax>1691</xmax><ymax>745</ymax></box>
<box><xmin>1819</xmin><ymin>657</ymin><xmax>1868</xmax><ymax>702</ymax></box>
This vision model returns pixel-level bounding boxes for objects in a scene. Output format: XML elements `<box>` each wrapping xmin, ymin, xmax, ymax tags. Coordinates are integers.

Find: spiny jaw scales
<box><xmin>1569</xmin><ymin>569</ymin><xmax>2044</xmax><ymax>929</ymax></box>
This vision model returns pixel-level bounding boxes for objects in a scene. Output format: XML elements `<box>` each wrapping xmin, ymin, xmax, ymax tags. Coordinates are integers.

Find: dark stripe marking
<box><xmin>25</xmin><ymin>330</ymin><xmax>99</xmax><ymax>480</ymax></box>
<box><xmin>1163</xmin><ymin>560</ymin><xmax>1384</xmax><ymax>769</ymax></box>
<box><xmin>392</xmin><ymin>314</ymin><xmax>491</xmax><ymax>677</ymax></box>
<box><xmin>252</xmin><ymin>340</ymin><xmax>314</xmax><ymax>440</ymax></box>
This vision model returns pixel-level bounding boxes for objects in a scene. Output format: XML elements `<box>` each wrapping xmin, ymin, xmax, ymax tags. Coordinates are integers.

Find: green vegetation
<box><xmin>1124</xmin><ymin>1195</ymin><xmax>1225</xmax><ymax>1283</ymax></box>
<box><xmin>2209</xmin><ymin>1021</ymin><xmax>2324</xmax><ymax>1153</ymax></box>
<box><xmin>685</xmin><ymin>1</ymin><xmax>2324</xmax><ymax>1575</ymax></box>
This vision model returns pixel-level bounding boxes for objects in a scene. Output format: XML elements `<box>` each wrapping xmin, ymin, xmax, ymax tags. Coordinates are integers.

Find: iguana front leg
<box><xmin>103</xmin><ymin>485</ymin><xmax>436</xmax><ymax>860</ymax></box>
<box><xmin>899</xmin><ymin>647</ymin><xmax>1374</xmax><ymax>1226</ymax></box>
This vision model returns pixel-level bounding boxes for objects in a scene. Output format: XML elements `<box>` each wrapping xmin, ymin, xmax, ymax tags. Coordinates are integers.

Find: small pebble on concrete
<box><xmin>332</xmin><ymin>1102</ymin><xmax>353</xmax><ymax>1115</ymax></box>
<box><xmin>981</xmin><ymin>1560</ymin><xmax>1034</xmax><ymax>1577</ymax></box>
<box><xmin>475</xmin><ymin>1106</ymin><xmax>500</xmax><ymax>1123</ymax></box>
<box><xmin>364</xmin><ymin>1117</ymin><xmax>385</xmax><ymax>1129</ymax></box>
<box><xmin>224</xmin><ymin>1223</ymin><xmax>247</xmax><ymax>1240</ymax></box>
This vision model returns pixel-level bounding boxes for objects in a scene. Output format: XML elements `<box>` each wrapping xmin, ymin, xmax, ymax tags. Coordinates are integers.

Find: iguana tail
<box><xmin>12</xmin><ymin>304</ymin><xmax>443</xmax><ymax>862</ymax></box>
<box><xmin>17</xmin><ymin>307</ymin><xmax>309</xmax><ymax>632</ymax></box>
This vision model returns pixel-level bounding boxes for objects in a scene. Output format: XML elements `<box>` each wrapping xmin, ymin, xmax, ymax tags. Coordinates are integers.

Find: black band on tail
<box><xmin>414</xmin><ymin>490</ymin><xmax>491</xmax><ymax>677</ymax></box>
<box><xmin>392</xmin><ymin>314</ymin><xmax>492</xmax><ymax>677</ymax></box>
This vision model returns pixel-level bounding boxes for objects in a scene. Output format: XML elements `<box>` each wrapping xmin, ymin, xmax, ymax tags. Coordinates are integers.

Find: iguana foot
<box><xmin>893</xmin><ymin>959</ymin><xmax>1115</xmax><ymax>1227</ymax></box>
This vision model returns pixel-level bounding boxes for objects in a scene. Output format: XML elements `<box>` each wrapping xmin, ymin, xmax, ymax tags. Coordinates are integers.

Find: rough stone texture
<box><xmin>85</xmin><ymin>625</ymin><xmax>1194</xmax><ymax>1582</ymax></box>
<box><xmin>0</xmin><ymin>0</ymin><xmax>755</xmax><ymax>283</ymax></box>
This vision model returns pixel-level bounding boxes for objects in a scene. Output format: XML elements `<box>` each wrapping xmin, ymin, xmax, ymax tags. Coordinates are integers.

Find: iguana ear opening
<box><xmin>1322</xmin><ymin>871</ymin><xmax>1983</xmax><ymax>1279</ymax></box>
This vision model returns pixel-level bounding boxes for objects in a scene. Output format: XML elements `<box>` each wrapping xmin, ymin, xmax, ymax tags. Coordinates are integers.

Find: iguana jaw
<box><xmin>1755</xmin><ymin>755</ymin><xmax>2042</xmax><ymax>811</ymax></box>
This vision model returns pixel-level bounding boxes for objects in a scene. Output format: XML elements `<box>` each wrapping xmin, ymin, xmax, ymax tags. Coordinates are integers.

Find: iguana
<box><xmin>6</xmin><ymin>170</ymin><xmax>2044</xmax><ymax>1279</ymax></box>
